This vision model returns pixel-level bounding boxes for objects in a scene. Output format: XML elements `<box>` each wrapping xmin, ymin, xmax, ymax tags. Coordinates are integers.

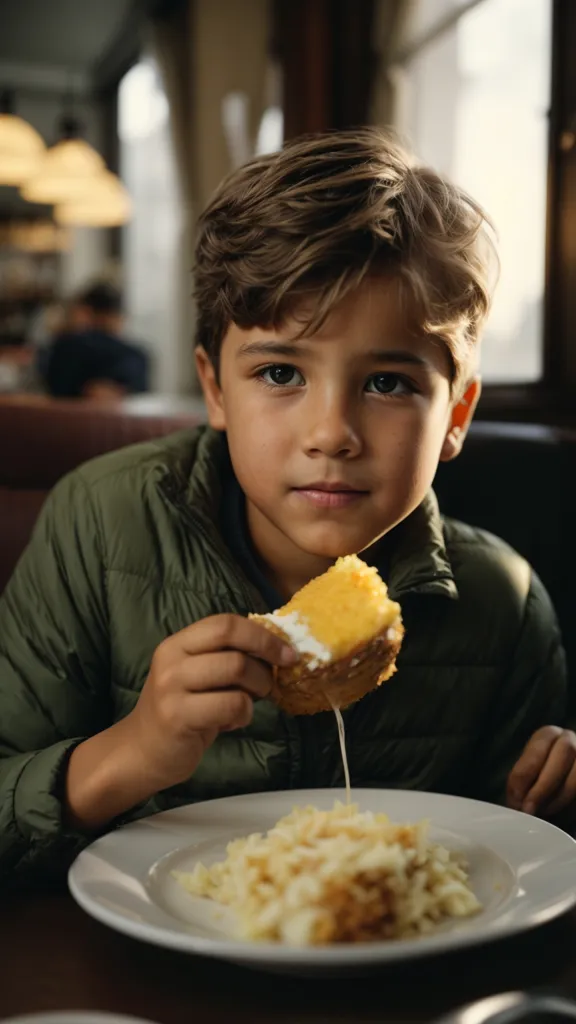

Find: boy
<box><xmin>0</xmin><ymin>129</ymin><xmax>573</xmax><ymax>881</ymax></box>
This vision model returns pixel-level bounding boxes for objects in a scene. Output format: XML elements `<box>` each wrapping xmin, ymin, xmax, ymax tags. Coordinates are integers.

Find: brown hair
<box><xmin>194</xmin><ymin>128</ymin><xmax>498</xmax><ymax>392</ymax></box>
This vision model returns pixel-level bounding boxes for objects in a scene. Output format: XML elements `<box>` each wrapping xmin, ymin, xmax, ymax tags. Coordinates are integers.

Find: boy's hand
<box><xmin>507</xmin><ymin>726</ymin><xmax>576</xmax><ymax>821</ymax></box>
<box><xmin>66</xmin><ymin>614</ymin><xmax>297</xmax><ymax>832</ymax></box>
<box><xmin>126</xmin><ymin>614</ymin><xmax>298</xmax><ymax>792</ymax></box>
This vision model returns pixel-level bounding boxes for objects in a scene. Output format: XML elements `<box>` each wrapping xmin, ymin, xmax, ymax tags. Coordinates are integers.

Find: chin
<box><xmin>291</xmin><ymin>524</ymin><xmax>377</xmax><ymax>560</ymax></box>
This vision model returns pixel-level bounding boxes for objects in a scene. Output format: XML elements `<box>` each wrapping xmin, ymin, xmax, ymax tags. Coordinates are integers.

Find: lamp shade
<box><xmin>20</xmin><ymin>138</ymin><xmax>105</xmax><ymax>203</ymax></box>
<box><xmin>54</xmin><ymin>171</ymin><xmax>131</xmax><ymax>227</ymax></box>
<box><xmin>0</xmin><ymin>113</ymin><xmax>46</xmax><ymax>185</ymax></box>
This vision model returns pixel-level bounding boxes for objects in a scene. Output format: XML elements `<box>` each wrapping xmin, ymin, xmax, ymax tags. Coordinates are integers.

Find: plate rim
<box><xmin>68</xmin><ymin>788</ymin><xmax>576</xmax><ymax>967</ymax></box>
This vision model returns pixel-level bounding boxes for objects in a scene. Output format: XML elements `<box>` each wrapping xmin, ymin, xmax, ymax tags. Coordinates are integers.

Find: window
<box><xmin>396</xmin><ymin>0</ymin><xmax>552</xmax><ymax>384</ymax></box>
<box><xmin>118</xmin><ymin>57</ymin><xmax>181</xmax><ymax>393</ymax></box>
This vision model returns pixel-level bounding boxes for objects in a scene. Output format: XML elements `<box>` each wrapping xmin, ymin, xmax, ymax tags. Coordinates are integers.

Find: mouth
<box><xmin>291</xmin><ymin>482</ymin><xmax>369</xmax><ymax>509</ymax></box>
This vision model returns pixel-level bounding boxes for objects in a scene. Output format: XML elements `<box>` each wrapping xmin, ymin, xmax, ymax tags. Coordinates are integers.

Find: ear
<box><xmin>439</xmin><ymin>378</ymin><xmax>481</xmax><ymax>463</ymax></box>
<box><xmin>195</xmin><ymin>346</ymin><xmax>227</xmax><ymax>431</ymax></box>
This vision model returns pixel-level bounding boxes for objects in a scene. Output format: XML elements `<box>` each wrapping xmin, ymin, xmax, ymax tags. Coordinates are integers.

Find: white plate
<box><xmin>1</xmin><ymin>1016</ymin><xmax>157</xmax><ymax>1024</ymax></box>
<box><xmin>69</xmin><ymin>788</ymin><xmax>576</xmax><ymax>974</ymax></box>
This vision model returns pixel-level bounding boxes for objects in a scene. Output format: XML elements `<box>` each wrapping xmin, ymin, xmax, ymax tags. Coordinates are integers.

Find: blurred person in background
<box><xmin>40</xmin><ymin>282</ymin><xmax>150</xmax><ymax>402</ymax></box>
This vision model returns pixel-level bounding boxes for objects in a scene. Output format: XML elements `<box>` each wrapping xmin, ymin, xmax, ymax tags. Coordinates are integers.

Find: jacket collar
<box><xmin>387</xmin><ymin>491</ymin><xmax>458</xmax><ymax>601</ymax></box>
<box><xmin>183</xmin><ymin>426</ymin><xmax>458</xmax><ymax>603</ymax></box>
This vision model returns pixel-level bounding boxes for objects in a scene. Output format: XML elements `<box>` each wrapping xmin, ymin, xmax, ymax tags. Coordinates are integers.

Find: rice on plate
<box><xmin>173</xmin><ymin>802</ymin><xmax>481</xmax><ymax>946</ymax></box>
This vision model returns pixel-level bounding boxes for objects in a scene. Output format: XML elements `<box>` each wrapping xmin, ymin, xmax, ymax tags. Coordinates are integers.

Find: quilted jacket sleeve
<box><xmin>0</xmin><ymin>472</ymin><xmax>111</xmax><ymax>881</ymax></box>
<box><xmin>471</xmin><ymin>570</ymin><xmax>568</xmax><ymax>806</ymax></box>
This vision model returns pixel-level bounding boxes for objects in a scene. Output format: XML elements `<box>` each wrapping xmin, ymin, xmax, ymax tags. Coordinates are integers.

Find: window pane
<box><xmin>397</xmin><ymin>0</ymin><xmax>552</xmax><ymax>383</ymax></box>
<box><xmin>118</xmin><ymin>58</ymin><xmax>181</xmax><ymax>393</ymax></box>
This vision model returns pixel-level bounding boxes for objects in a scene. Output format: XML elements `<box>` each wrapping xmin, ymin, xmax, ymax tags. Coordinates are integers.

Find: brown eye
<box><xmin>366</xmin><ymin>373</ymin><xmax>412</xmax><ymax>396</ymax></box>
<box><xmin>261</xmin><ymin>365</ymin><xmax>304</xmax><ymax>387</ymax></box>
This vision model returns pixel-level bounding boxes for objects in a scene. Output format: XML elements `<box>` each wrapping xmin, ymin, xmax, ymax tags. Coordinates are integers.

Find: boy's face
<box><xmin>198</xmin><ymin>276</ymin><xmax>478</xmax><ymax>584</ymax></box>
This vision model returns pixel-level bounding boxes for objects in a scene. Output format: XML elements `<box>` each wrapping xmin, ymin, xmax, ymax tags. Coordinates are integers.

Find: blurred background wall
<box><xmin>0</xmin><ymin>0</ymin><xmax>574</xmax><ymax>425</ymax></box>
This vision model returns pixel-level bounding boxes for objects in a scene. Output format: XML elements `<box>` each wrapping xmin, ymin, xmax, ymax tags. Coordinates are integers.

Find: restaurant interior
<box><xmin>0</xmin><ymin>0</ymin><xmax>575</xmax><ymax>1022</ymax></box>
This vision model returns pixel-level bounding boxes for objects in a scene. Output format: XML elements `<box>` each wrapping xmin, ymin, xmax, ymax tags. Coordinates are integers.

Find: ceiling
<box><xmin>0</xmin><ymin>0</ymin><xmax>137</xmax><ymax>81</ymax></box>
<box><xmin>0</xmin><ymin>0</ymin><xmax>144</xmax><ymax>217</ymax></box>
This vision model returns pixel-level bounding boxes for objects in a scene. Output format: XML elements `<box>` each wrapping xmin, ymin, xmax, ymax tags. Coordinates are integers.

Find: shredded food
<box><xmin>173</xmin><ymin>802</ymin><xmax>481</xmax><ymax>945</ymax></box>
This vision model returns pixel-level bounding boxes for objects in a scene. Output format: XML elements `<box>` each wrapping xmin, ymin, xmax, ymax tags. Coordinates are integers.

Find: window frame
<box><xmin>473</xmin><ymin>0</ymin><xmax>575</xmax><ymax>423</ymax></box>
<box><xmin>391</xmin><ymin>0</ymin><xmax>571</xmax><ymax>422</ymax></box>
<box><xmin>277</xmin><ymin>0</ymin><xmax>575</xmax><ymax>424</ymax></box>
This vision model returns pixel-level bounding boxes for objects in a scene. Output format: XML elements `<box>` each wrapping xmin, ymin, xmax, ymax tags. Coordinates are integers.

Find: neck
<box><xmin>246</xmin><ymin>500</ymin><xmax>334</xmax><ymax>601</ymax></box>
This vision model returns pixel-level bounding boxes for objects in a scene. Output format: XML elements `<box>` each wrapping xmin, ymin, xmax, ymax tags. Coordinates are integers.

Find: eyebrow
<box><xmin>237</xmin><ymin>340</ymin><xmax>430</xmax><ymax>368</ymax></box>
<box><xmin>237</xmin><ymin>341</ymin><xmax>299</xmax><ymax>359</ymax></box>
<box><xmin>367</xmin><ymin>349</ymin><xmax>430</xmax><ymax>368</ymax></box>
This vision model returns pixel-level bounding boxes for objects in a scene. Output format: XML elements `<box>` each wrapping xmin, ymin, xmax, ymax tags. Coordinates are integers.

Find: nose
<box><xmin>301</xmin><ymin>390</ymin><xmax>362</xmax><ymax>459</ymax></box>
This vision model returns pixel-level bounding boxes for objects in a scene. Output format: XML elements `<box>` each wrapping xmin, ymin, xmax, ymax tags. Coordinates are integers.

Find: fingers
<box><xmin>544</xmin><ymin>760</ymin><xmax>576</xmax><ymax>819</ymax></box>
<box><xmin>521</xmin><ymin>730</ymin><xmax>576</xmax><ymax>814</ymax></box>
<box><xmin>507</xmin><ymin>726</ymin><xmax>562</xmax><ymax>810</ymax></box>
<box><xmin>169</xmin><ymin>651</ymin><xmax>273</xmax><ymax>700</ymax></box>
<box><xmin>176</xmin><ymin>615</ymin><xmax>298</xmax><ymax>666</ymax></box>
<box><xmin>181</xmin><ymin>690</ymin><xmax>254</xmax><ymax>734</ymax></box>
<box><xmin>507</xmin><ymin>728</ymin><xmax>576</xmax><ymax>822</ymax></box>
<box><xmin>155</xmin><ymin>687</ymin><xmax>255</xmax><ymax>737</ymax></box>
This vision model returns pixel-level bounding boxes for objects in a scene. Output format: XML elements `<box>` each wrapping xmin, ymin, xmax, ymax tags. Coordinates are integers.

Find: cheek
<box><xmin>224</xmin><ymin>391</ymin><xmax>292</xmax><ymax>488</ymax></box>
<box><xmin>374</xmin><ymin>402</ymin><xmax>449</xmax><ymax>491</ymax></box>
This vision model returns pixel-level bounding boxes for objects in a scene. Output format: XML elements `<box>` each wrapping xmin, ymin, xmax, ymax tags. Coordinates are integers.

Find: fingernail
<box><xmin>281</xmin><ymin>645</ymin><xmax>299</xmax><ymax>665</ymax></box>
<box><xmin>523</xmin><ymin>801</ymin><xmax>536</xmax><ymax>815</ymax></box>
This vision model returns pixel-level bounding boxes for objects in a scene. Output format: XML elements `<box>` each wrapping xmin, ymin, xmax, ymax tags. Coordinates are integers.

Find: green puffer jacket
<box><xmin>0</xmin><ymin>426</ymin><xmax>567</xmax><ymax>880</ymax></box>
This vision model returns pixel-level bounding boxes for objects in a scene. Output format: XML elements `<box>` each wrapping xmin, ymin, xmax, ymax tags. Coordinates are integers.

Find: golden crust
<box><xmin>252</xmin><ymin>616</ymin><xmax>404</xmax><ymax>715</ymax></box>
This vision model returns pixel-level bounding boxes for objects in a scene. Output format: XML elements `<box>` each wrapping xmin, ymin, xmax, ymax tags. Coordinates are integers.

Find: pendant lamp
<box><xmin>0</xmin><ymin>89</ymin><xmax>46</xmax><ymax>185</ymax></box>
<box><xmin>54</xmin><ymin>170</ymin><xmax>131</xmax><ymax>227</ymax></box>
<box><xmin>20</xmin><ymin>115</ymin><xmax>104</xmax><ymax>204</ymax></box>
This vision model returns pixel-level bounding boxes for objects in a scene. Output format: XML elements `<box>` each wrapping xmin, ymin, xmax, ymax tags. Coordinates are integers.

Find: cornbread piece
<box><xmin>251</xmin><ymin>554</ymin><xmax>403</xmax><ymax>715</ymax></box>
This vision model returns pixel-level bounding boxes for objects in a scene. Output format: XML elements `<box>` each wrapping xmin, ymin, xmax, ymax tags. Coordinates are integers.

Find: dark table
<box><xmin>3</xmin><ymin>888</ymin><xmax>576</xmax><ymax>1023</ymax></box>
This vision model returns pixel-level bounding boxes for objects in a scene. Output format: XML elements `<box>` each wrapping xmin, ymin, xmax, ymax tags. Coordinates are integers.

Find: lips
<box><xmin>292</xmin><ymin>482</ymin><xmax>369</xmax><ymax>509</ymax></box>
<box><xmin>297</xmin><ymin>482</ymin><xmax>367</xmax><ymax>493</ymax></box>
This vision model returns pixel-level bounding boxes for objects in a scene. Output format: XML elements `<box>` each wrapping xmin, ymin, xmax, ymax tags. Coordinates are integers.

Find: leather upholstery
<box><xmin>0</xmin><ymin>397</ymin><xmax>202</xmax><ymax>592</ymax></box>
<box><xmin>435</xmin><ymin>422</ymin><xmax>575</xmax><ymax>689</ymax></box>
